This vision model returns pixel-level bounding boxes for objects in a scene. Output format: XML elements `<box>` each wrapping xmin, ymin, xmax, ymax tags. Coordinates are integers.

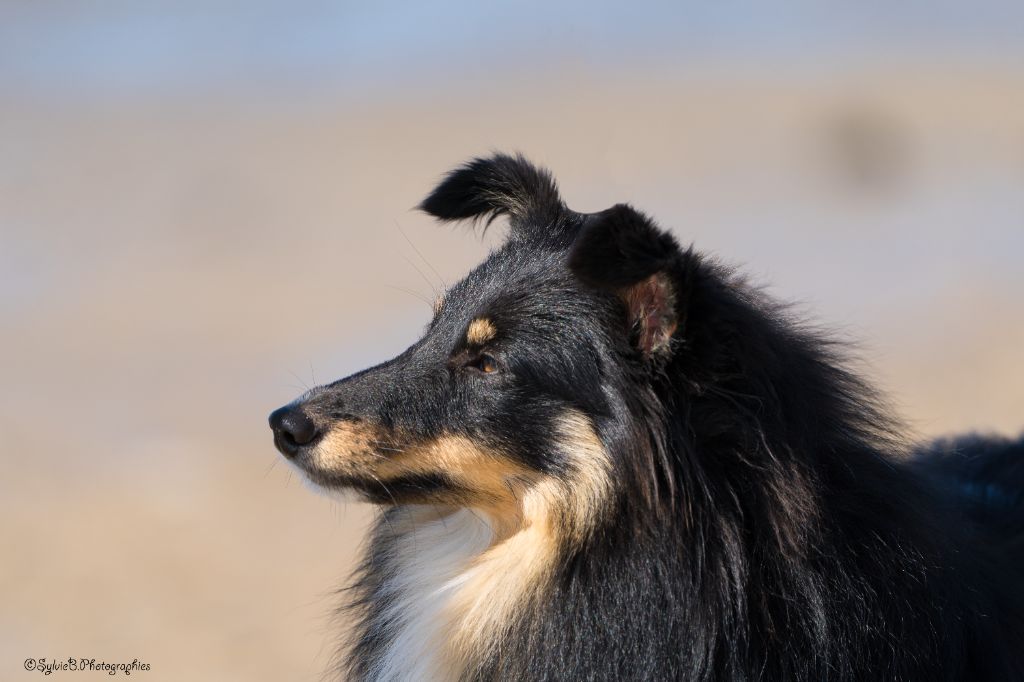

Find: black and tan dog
<box><xmin>270</xmin><ymin>154</ymin><xmax>1024</xmax><ymax>681</ymax></box>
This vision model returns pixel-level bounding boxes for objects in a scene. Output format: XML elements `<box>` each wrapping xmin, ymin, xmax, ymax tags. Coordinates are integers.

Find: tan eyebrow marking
<box><xmin>433</xmin><ymin>295</ymin><xmax>444</xmax><ymax>315</ymax></box>
<box><xmin>466</xmin><ymin>318</ymin><xmax>497</xmax><ymax>346</ymax></box>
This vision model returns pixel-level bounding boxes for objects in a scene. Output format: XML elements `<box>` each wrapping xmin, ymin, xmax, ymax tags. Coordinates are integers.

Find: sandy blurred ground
<box><xmin>2</xmin><ymin>6</ymin><xmax>1024</xmax><ymax>681</ymax></box>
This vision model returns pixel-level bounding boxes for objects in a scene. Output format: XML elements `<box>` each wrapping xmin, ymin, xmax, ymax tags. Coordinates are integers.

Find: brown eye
<box><xmin>468</xmin><ymin>353</ymin><xmax>498</xmax><ymax>374</ymax></box>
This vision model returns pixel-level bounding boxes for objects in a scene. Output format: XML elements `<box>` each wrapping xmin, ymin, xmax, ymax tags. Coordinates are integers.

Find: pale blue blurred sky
<box><xmin>3</xmin><ymin>1</ymin><xmax>1024</xmax><ymax>96</ymax></box>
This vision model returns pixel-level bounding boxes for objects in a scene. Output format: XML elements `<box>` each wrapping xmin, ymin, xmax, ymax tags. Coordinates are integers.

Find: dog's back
<box><xmin>916</xmin><ymin>434</ymin><xmax>1024</xmax><ymax>560</ymax></box>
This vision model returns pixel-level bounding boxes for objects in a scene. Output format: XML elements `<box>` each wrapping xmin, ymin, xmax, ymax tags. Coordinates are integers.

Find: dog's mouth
<box><xmin>282</xmin><ymin>423</ymin><xmax>475</xmax><ymax>505</ymax></box>
<box><xmin>300</xmin><ymin>466</ymin><xmax>464</xmax><ymax>505</ymax></box>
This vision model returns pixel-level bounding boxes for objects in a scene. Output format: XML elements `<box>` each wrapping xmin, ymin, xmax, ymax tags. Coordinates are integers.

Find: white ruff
<box><xmin>371</xmin><ymin>507</ymin><xmax>495</xmax><ymax>682</ymax></box>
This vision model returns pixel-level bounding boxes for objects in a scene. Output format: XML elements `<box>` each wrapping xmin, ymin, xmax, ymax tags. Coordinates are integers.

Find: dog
<box><xmin>270</xmin><ymin>154</ymin><xmax>1024</xmax><ymax>681</ymax></box>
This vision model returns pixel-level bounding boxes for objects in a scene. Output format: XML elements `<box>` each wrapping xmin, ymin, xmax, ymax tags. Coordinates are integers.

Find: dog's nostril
<box><xmin>269</xmin><ymin>405</ymin><xmax>321</xmax><ymax>456</ymax></box>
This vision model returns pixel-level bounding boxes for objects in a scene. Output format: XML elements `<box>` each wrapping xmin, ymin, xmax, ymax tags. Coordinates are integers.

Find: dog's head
<box><xmin>270</xmin><ymin>154</ymin><xmax>696</xmax><ymax>531</ymax></box>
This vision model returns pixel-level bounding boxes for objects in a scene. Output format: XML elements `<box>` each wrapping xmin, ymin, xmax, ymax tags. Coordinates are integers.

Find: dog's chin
<box><xmin>297</xmin><ymin>472</ymin><xmax>364</xmax><ymax>504</ymax></box>
<box><xmin>281</xmin><ymin>457</ymin><xmax>365</xmax><ymax>503</ymax></box>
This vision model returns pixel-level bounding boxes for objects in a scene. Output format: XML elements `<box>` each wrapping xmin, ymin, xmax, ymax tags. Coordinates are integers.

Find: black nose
<box><xmin>269</xmin><ymin>405</ymin><xmax>320</xmax><ymax>457</ymax></box>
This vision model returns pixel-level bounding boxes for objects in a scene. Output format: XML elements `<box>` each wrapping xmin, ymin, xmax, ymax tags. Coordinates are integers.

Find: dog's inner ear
<box><xmin>568</xmin><ymin>204</ymin><xmax>687</xmax><ymax>359</ymax></box>
<box><xmin>623</xmin><ymin>272</ymin><xmax>678</xmax><ymax>356</ymax></box>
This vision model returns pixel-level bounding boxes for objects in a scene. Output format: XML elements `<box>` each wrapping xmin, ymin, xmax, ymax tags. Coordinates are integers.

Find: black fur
<box><xmin>273</xmin><ymin>154</ymin><xmax>1024</xmax><ymax>681</ymax></box>
<box><xmin>570</xmin><ymin>203</ymin><xmax>685</xmax><ymax>290</ymax></box>
<box><xmin>419</xmin><ymin>152</ymin><xmax>576</xmax><ymax>243</ymax></box>
<box><xmin>913</xmin><ymin>434</ymin><xmax>1024</xmax><ymax>561</ymax></box>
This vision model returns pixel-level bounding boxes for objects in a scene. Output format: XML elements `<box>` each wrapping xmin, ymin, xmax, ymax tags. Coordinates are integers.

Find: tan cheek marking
<box><xmin>433</xmin><ymin>295</ymin><xmax>444</xmax><ymax>315</ymax></box>
<box><xmin>466</xmin><ymin>317</ymin><xmax>497</xmax><ymax>346</ymax></box>
<box><xmin>375</xmin><ymin>436</ymin><xmax>526</xmax><ymax>527</ymax></box>
<box><xmin>369</xmin><ymin>412</ymin><xmax>611</xmax><ymax>541</ymax></box>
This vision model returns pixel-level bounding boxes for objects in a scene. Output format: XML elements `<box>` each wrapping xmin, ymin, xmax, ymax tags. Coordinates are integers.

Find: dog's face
<box><xmin>270</xmin><ymin>155</ymin><xmax>691</xmax><ymax>524</ymax></box>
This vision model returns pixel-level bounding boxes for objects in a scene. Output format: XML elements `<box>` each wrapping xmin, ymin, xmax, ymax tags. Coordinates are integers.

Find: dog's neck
<box><xmin>351</xmin><ymin>500</ymin><xmax>557</xmax><ymax>681</ymax></box>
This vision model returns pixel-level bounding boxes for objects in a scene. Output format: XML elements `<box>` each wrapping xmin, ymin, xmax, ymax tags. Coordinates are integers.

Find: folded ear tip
<box><xmin>418</xmin><ymin>154</ymin><xmax>566</xmax><ymax>239</ymax></box>
<box><xmin>418</xmin><ymin>160</ymin><xmax>491</xmax><ymax>221</ymax></box>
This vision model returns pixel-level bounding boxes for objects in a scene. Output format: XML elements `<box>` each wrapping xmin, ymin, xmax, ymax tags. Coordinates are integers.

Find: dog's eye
<box><xmin>467</xmin><ymin>353</ymin><xmax>498</xmax><ymax>374</ymax></box>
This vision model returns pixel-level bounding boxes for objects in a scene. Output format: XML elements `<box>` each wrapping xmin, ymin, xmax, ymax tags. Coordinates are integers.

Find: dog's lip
<box><xmin>301</xmin><ymin>469</ymin><xmax>399</xmax><ymax>503</ymax></box>
<box><xmin>287</xmin><ymin>458</ymin><xmax>366</xmax><ymax>490</ymax></box>
<box><xmin>298</xmin><ymin>468</ymin><xmax>460</xmax><ymax>506</ymax></box>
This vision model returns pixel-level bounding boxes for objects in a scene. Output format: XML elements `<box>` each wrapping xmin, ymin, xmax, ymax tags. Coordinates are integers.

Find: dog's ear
<box><xmin>419</xmin><ymin>153</ymin><xmax>574</xmax><ymax>243</ymax></box>
<box><xmin>569</xmin><ymin>204</ymin><xmax>692</xmax><ymax>359</ymax></box>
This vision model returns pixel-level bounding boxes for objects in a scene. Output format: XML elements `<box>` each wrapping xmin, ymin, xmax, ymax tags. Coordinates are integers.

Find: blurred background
<box><xmin>2</xmin><ymin>2</ymin><xmax>1022</xmax><ymax>680</ymax></box>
